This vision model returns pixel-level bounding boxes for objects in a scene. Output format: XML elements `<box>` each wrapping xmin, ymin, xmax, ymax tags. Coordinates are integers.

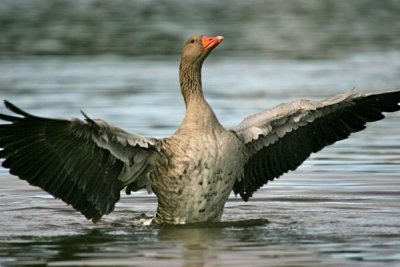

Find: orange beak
<box><xmin>202</xmin><ymin>35</ymin><xmax>224</xmax><ymax>51</ymax></box>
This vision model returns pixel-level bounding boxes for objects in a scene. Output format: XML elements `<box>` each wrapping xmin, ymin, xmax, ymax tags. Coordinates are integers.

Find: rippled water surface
<box><xmin>0</xmin><ymin>52</ymin><xmax>400</xmax><ymax>267</ymax></box>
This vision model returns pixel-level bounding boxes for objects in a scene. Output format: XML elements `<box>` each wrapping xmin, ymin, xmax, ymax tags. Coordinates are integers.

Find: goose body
<box><xmin>155</xmin><ymin>104</ymin><xmax>247</xmax><ymax>224</ymax></box>
<box><xmin>1</xmin><ymin>34</ymin><xmax>399</xmax><ymax>224</ymax></box>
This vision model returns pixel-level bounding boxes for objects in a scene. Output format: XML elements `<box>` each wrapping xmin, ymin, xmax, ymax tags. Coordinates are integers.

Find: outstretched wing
<box><xmin>231</xmin><ymin>90</ymin><xmax>400</xmax><ymax>201</ymax></box>
<box><xmin>0</xmin><ymin>100</ymin><xmax>163</xmax><ymax>222</ymax></box>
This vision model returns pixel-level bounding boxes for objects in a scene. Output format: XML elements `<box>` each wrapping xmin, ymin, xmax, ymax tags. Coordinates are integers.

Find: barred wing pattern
<box><xmin>232</xmin><ymin>90</ymin><xmax>400</xmax><ymax>201</ymax></box>
<box><xmin>0</xmin><ymin>101</ymin><xmax>162</xmax><ymax>222</ymax></box>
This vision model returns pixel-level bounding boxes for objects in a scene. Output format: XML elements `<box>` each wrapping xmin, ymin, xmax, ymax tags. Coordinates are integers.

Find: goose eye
<box><xmin>190</xmin><ymin>39</ymin><xmax>195</xmax><ymax>44</ymax></box>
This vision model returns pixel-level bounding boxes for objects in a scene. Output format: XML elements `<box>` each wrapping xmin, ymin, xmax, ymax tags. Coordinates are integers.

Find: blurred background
<box><xmin>1</xmin><ymin>0</ymin><xmax>399</xmax><ymax>58</ymax></box>
<box><xmin>1</xmin><ymin>0</ymin><xmax>400</xmax><ymax>152</ymax></box>
<box><xmin>1</xmin><ymin>0</ymin><xmax>399</xmax><ymax>133</ymax></box>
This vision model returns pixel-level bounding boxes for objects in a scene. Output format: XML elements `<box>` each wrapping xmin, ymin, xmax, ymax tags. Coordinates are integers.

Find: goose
<box><xmin>0</xmin><ymin>34</ymin><xmax>399</xmax><ymax>225</ymax></box>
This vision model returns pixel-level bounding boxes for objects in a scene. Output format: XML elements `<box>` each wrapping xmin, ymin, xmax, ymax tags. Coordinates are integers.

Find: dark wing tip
<box><xmin>3</xmin><ymin>100</ymin><xmax>34</xmax><ymax>118</ymax></box>
<box><xmin>240</xmin><ymin>192</ymin><xmax>251</xmax><ymax>202</ymax></box>
<box><xmin>91</xmin><ymin>216</ymin><xmax>102</xmax><ymax>224</ymax></box>
<box><xmin>235</xmin><ymin>89</ymin><xmax>400</xmax><ymax>201</ymax></box>
<box><xmin>1</xmin><ymin>100</ymin><xmax>23</xmax><ymax>122</ymax></box>
<box><xmin>367</xmin><ymin>90</ymin><xmax>400</xmax><ymax>112</ymax></box>
<box><xmin>80</xmin><ymin>110</ymin><xmax>96</xmax><ymax>124</ymax></box>
<box><xmin>1</xmin><ymin>100</ymin><xmax>126</xmax><ymax>223</ymax></box>
<box><xmin>0</xmin><ymin>113</ymin><xmax>20</xmax><ymax>122</ymax></box>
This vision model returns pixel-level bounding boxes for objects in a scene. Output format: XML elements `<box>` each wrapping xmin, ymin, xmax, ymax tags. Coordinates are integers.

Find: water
<box><xmin>1</xmin><ymin>1</ymin><xmax>400</xmax><ymax>264</ymax></box>
<box><xmin>0</xmin><ymin>52</ymin><xmax>400</xmax><ymax>267</ymax></box>
<box><xmin>1</xmin><ymin>0</ymin><xmax>399</xmax><ymax>58</ymax></box>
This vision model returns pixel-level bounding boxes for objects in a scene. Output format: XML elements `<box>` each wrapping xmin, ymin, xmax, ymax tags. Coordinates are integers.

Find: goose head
<box><xmin>180</xmin><ymin>34</ymin><xmax>224</xmax><ymax>67</ymax></box>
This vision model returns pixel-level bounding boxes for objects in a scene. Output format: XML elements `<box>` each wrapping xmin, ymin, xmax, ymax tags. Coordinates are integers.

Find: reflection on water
<box><xmin>2</xmin><ymin>202</ymin><xmax>400</xmax><ymax>267</ymax></box>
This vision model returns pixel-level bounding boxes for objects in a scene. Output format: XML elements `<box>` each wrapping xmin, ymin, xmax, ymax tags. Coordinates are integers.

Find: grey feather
<box><xmin>231</xmin><ymin>90</ymin><xmax>400</xmax><ymax>201</ymax></box>
<box><xmin>0</xmin><ymin>102</ymin><xmax>163</xmax><ymax>222</ymax></box>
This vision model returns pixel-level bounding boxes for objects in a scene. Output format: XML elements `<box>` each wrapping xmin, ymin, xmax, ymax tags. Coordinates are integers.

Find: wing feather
<box><xmin>0</xmin><ymin>100</ymin><xmax>162</xmax><ymax>222</ymax></box>
<box><xmin>232</xmin><ymin>90</ymin><xmax>400</xmax><ymax>201</ymax></box>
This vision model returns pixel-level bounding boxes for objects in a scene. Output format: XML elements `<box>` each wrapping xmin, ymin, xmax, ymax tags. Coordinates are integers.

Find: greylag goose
<box><xmin>1</xmin><ymin>34</ymin><xmax>400</xmax><ymax>225</ymax></box>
